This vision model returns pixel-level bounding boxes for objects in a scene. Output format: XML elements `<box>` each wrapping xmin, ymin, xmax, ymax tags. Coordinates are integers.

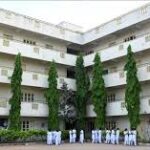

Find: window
<box><xmin>124</xmin><ymin>35</ymin><xmax>136</xmax><ymax>42</ymax></box>
<box><xmin>22</xmin><ymin>93</ymin><xmax>34</xmax><ymax>102</ymax></box>
<box><xmin>106</xmin><ymin>121</ymin><xmax>116</xmax><ymax>129</ymax></box>
<box><xmin>86</xmin><ymin>121</ymin><xmax>94</xmax><ymax>131</ymax></box>
<box><xmin>23</xmin><ymin>39</ymin><xmax>36</xmax><ymax>46</ymax></box>
<box><xmin>103</xmin><ymin>69</ymin><xmax>109</xmax><ymax>75</ymax></box>
<box><xmin>107</xmin><ymin>94</ymin><xmax>116</xmax><ymax>103</ymax></box>
<box><xmin>85</xmin><ymin>50</ymin><xmax>94</xmax><ymax>55</ymax></box>
<box><xmin>3</xmin><ymin>34</ymin><xmax>13</xmax><ymax>40</ymax></box>
<box><xmin>31</xmin><ymin>94</ymin><xmax>34</xmax><ymax>102</ymax></box>
<box><xmin>108</xmin><ymin>42</ymin><xmax>116</xmax><ymax>47</ymax></box>
<box><xmin>22</xmin><ymin>121</ymin><xmax>30</xmax><ymax>131</ymax></box>
<box><xmin>28</xmin><ymin>93</ymin><xmax>31</xmax><ymax>101</ymax></box>
<box><xmin>45</xmin><ymin>44</ymin><xmax>53</xmax><ymax>49</ymax></box>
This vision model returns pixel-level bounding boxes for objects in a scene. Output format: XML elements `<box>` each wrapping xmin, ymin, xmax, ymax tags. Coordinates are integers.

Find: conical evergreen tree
<box><xmin>124</xmin><ymin>45</ymin><xmax>141</xmax><ymax>129</ymax></box>
<box><xmin>75</xmin><ymin>54</ymin><xmax>90</xmax><ymax>131</ymax></box>
<box><xmin>91</xmin><ymin>53</ymin><xmax>107</xmax><ymax>129</ymax></box>
<box><xmin>9</xmin><ymin>53</ymin><xmax>22</xmax><ymax>131</ymax></box>
<box><xmin>45</xmin><ymin>61</ymin><xmax>59</xmax><ymax>131</ymax></box>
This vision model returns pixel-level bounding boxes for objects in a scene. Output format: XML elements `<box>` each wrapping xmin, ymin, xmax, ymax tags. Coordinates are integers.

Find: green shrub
<box><xmin>61</xmin><ymin>130</ymin><xmax>69</xmax><ymax>140</ymax></box>
<box><xmin>0</xmin><ymin>129</ymin><xmax>47</xmax><ymax>143</ymax></box>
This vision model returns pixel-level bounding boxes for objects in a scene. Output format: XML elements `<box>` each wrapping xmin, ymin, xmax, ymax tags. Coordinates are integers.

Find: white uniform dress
<box><xmin>115</xmin><ymin>129</ymin><xmax>120</xmax><ymax>144</ymax></box>
<box><xmin>94</xmin><ymin>130</ymin><xmax>98</xmax><ymax>143</ymax></box>
<box><xmin>98</xmin><ymin>130</ymin><xmax>102</xmax><ymax>143</ymax></box>
<box><xmin>58</xmin><ymin>131</ymin><xmax>61</xmax><ymax>145</ymax></box>
<box><xmin>92</xmin><ymin>130</ymin><xmax>95</xmax><ymax>143</ymax></box>
<box><xmin>128</xmin><ymin>131</ymin><xmax>133</xmax><ymax>146</ymax></box>
<box><xmin>132</xmin><ymin>130</ymin><xmax>137</xmax><ymax>146</ymax></box>
<box><xmin>47</xmin><ymin>131</ymin><xmax>52</xmax><ymax>145</ymax></box>
<box><xmin>80</xmin><ymin>130</ymin><xmax>84</xmax><ymax>144</ymax></box>
<box><xmin>111</xmin><ymin>130</ymin><xmax>115</xmax><ymax>144</ymax></box>
<box><xmin>106</xmin><ymin>130</ymin><xmax>111</xmax><ymax>144</ymax></box>
<box><xmin>72</xmin><ymin>129</ymin><xmax>76</xmax><ymax>143</ymax></box>
<box><xmin>124</xmin><ymin>130</ymin><xmax>129</xmax><ymax>145</ymax></box>
<box><xmin>55</xmin><ymin>131</ymin><xmax>59</xmax><ymax>145</ymax></box>
<box><xmin>69</xmin><ymin>130</ymin><xmax>72</xmax><ymax>143</ymax></box>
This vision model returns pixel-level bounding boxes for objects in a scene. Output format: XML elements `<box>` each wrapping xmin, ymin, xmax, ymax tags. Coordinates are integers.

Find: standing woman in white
<box><xmin>105</xmin><ymin>129</ymin><xmax>111</xmax><ymax>144</ymax></box>
<box><xmin>69</xmin><ymin>130</ymin><xmax>72</xmax><ymax>143</ymax></box>
<box><xmin>132</xmin><ymin>128</ymin><xmax>137</xmax><ymax>146</ymax></box>
<box><xmin>92</xmin><ymin>130</ymin><xmax>95</xmax><ymax>143</ymax></box>
<box><xmin>80</xmin><ymin>130</ymin><xmax>84</xmax><ymax>144</ymax></box>
<box><xmin>115</xmin><ymin>128</ymin><xmax>120</xmax><ymax>144</ymax></box>
<box><xmin>98</xmin><ymin>128</ymin><xmax>102</xmax><ymax>143</ymax></box>
<box><xmin>111</xmin><ymin>128</ymin><xmax>115</xmax><ymax>144</ymax></box>
<box><xmin>124</xmin><ymin>128</ymin><xmax>129</xmax><ymax>145</ymax></box>
<box><xmin>47</xmin><ymin>131</ymin><xmax>52</xmax><ymax>145</ymax></box>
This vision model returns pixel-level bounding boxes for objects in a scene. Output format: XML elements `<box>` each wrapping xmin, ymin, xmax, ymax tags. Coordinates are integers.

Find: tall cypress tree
<box><xmin>75</xmin><ymin>54</ymin><xmax>90</xmax><ymax>131</ymax></box>
<box><xmin>45</xmin><ymin>61</ymin><xmax>59</xmax><ymax>131</ymax></box>
<box><xmin>124</xmin><ymin>45</ymin><xmax>141</xmax><ymax>129</ymax></box>
<box><xmin>9</xmin><ymin>53</ymin><xmax>22</xmax><ymax>131</ymax></box>
<box><xmin>91</xmin><ymin>53</ymin><xmax>107</xmax><ymax>129</ymax></box>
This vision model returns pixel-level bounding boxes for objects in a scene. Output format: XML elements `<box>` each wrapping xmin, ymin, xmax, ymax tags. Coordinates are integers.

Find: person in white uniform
<box><xmin>55</xmin><ymin>131</ymin><xmax>59</xmax><ymax>145</ymax></box>
<box><xmin>106</xmin><ymin>129</ymin><xmax>111</xmax><ymax>144</ymax></box>
<box><xmin>72</xmin><ymin>129</ymin><xmax>76</xmax><ymax>143</ymax></box>
<box><xmin>80</xmin><ymin>130</ymin><xmax>84</xmax><ymax>144</ymax></box>
<box><xmin>97</xmin><ymin>129</ymin><xmax>102</xmax><ymax>143</ymax></box>
<box><xmin>92</xmin><ymin>130</ymin><xmax>95</xmax><ymax>143</ymax></box>
<box><xmin>115</xmin><ymin>128</ymin><xmax>120</xmax><ymax>144</ymax></box>
<box><xmin>69</xmin><ymin>130</ymin><xmax>72</xmax><ymax>143</ymax></box>
<box><xmin>132</xmin><ymin>128</ymin><xmax>137</xmax><ymax>146</ymax></box>
<box><xmin>124</xmin><ymin>128</ymin><xmax>129</xmax><ymax>145</ymax></box>
<box><xmin>95</xmin><ymin>130</ymin><xmax>98</xmax><ymax>143</ymax></box>
<box><xmin>111</xmin><ymin>128</ymin><xmax>115</xmax><ymax>144</ymax></box>
<box><xmin>58</xmin><ymin>131</ymin><xmax>61</xmax><ymax>145</ymax></box>
<box><xmin>128</xmin><ymin>130</ymin><xmax>133</xmax><ymax>146</ymax></box>
<box><xmin>47</xmin><ymin>131</ymin><xmax>52</xmax><ymax>145</ymax></box>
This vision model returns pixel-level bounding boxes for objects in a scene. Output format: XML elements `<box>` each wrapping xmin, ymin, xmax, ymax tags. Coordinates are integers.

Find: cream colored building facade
<box><xmin>0</xmin><ymin>4</ymin><xmax>150</xmax><ymax>139</ymax></box>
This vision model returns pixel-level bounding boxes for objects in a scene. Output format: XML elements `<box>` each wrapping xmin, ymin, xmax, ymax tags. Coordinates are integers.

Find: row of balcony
<box><xmin>1</xmin><ymin>33</ymin><xmax>150</xmax><ymax>68</ymax></box>
<box><xmin>84</xmin><ymin>33</ymin><xmax>150</xmax><ymax>66</ymax></box>
<box><xmin>0</xmin><ymin>5</ymin><xmax>150</xmax><ymax>44</ymax></box>
<box><xmin>84</xmin><ymin>4</ymin><xmax>150</xmax><ymax>43</ymax></box>
<box><xmin>0</xmin><ymin>66</ymin><xmax>76</xmax><ymax>90</ymax></box>
<box><xmin>0</xmin><ymin>62</ymin><xmax>149</xmax><ymax>90</ymax></box>
<box><xmin>0</xmin><ymin>96</ymin><xmax>149</xmax><ymax>117</ymax></box>
<box><xmin>86</xmin><ymin>96</ymin><xmax>150</xmax><ymax>117</ymax></box>
<box><xmin>0</xmin><ymin>38</ymin><xmax>77</xmax><ymax>66</ymax></box>
<box><xmin>0</xmin><ymin>8</ymin><xmax>83</xmax><ymax>44</ymax></box>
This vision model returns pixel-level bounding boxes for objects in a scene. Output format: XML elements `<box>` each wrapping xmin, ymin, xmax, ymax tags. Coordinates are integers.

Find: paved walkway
<box><xmin>0</xmin><ymin>143</ymin><xmax>150</xmax><ymax>150</ymax></box>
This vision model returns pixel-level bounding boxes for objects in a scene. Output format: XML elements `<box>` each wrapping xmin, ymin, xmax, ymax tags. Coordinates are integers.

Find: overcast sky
<box><xmin>0</xmin><ymin>1</ymin><xmax>149</xmax><ymax>31</ymax></box>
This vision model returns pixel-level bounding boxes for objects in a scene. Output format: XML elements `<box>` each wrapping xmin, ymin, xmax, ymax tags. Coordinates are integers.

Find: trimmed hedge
<box><xmin>0</xmin><ymin>129</ymin><xmax>47</xmax><ymax>143</ymax></box>
<box><xmin>0</xmin><ymin>129</ymin><xmax>70</xmax><ymax>143</ymax></box>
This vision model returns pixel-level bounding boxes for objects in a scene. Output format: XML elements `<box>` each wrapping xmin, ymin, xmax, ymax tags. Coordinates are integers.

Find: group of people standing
<box><xmin>124</xmin><ymin>128</ymin><xmax>137</xmax><ymax>146</ymax></box>
<box><xmin>47</xmin><ymin>131</ymin><xmax>61</xmax><ymax>145</ymax></box>
<box><xmin>92</xmin><ymin>128</ymin><xmax>120</xmax><ymax>144</ymax></box>
<box><xmin>47</xmin><ymin>128</ymin><xmax>137</xmax><ymax>146</ymax></box>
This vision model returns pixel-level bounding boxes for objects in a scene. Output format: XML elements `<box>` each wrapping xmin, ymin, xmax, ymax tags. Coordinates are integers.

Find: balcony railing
<box><xmin>0</xmin><ymin>66</ymin><xmax>76</xmax><ymax>90</ymax></box>
<box><xmin>84</xmin><ymin>33</ymin><xmax>150</xmax><ymax>66</ymax></box>
<box><xmin>0</xmin><ymin>61</ymin><xmax>150</xmax><ymax>90</ymax></box>
<box><xmin>0</xmin><ymin>37</ymin><xmax>77</xmax><ymax>66</ymax></box>
<box><xmin>86</xmin><ymin>96</ymin><xmax>150</xmax><ymax>117</ymax></box>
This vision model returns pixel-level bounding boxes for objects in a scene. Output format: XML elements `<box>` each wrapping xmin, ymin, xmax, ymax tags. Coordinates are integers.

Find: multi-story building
<box><xmin>0</xmin><ymin>3</ymin><xmax>150</xmax><ymax>139</ymax></box>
